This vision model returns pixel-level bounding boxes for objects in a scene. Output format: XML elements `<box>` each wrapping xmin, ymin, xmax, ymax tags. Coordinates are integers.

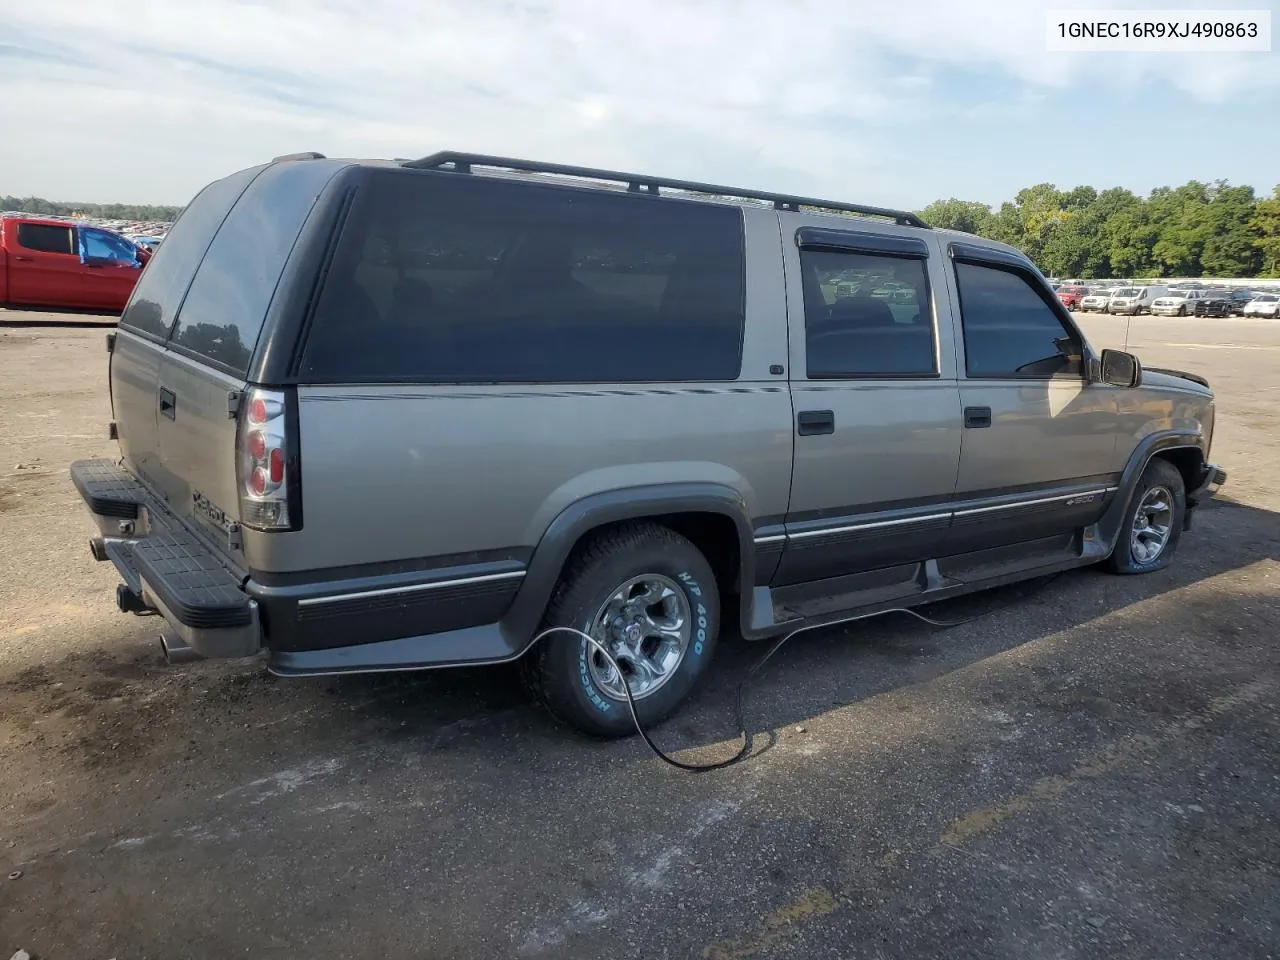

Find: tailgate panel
<box><xmin>110</xmin><ymin>330</ymin><xmax>165</xmax><ymax>489</ymax></box>
<box><xmin>154</xmin><ymin>351</ymin><xmax>247</xmax><ymax>556</ymax></box>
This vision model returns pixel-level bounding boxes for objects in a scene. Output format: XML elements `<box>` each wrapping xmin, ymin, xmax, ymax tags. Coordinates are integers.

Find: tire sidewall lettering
<box><xmin>678</xmin><ymin>571</ymin><xmax>708</xmax><ymax>657</ymax></box>
<box><xmin>577</xmin><ymin>637</ymin><xmax>613</xmax><ymax>713</ymax></box>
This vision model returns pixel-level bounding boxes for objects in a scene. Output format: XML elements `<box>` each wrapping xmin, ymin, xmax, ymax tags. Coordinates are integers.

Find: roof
<box><xmin>270</xmin><ymin>150</ymin><xmax>931</xmax><ymax>229</ymax></box>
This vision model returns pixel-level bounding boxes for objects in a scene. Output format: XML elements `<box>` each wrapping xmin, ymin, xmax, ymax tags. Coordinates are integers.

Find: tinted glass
<box><xmin>299</xmin><ymin>170</ymin><xmax>745</xmax><ymax>383</ymax></box>
<box><xmin>955</xmin><ymin>262</ymin><xmax>1083</xmax><ymax>378</ymax></box>
<box><xmin>800</xmin><ymin>249</ymin><xmax>935</xmax><ymax>378</ymax></box>
<box><xmin>17</xmin><ymin>223</ymin><xmax>74</xmax><ymax>254</ymax></box>
<box><xmin>118</xmin><ymin>167</ymin><xmax>262</xmax><ymax>340</ymax></box>
<box><xmin>169</xmin><ymin>161</ymin><xmax>339</xmax><ymax>375</ymax></box>
<box><xmin>81</xmin><ymin>228</ymin><xmax>137</xmax><ymax>262</ymax></box>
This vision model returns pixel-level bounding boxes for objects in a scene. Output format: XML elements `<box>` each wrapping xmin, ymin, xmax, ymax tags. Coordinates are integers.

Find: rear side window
<box><xmin>955</xmin><ymin>262</ymin><xmax>1083</xmax><ymax>378</ymax></box>
<box><xmin>298</xmin><ymin>171</ymin><xmax>746</xmax><ymax>383</ymax></box>
<box><xmin>169</xmin><ymin>161</ymin><xmax>340</xmax><ymax>376</ymax></box>
<box><xmin>17</xmin><ymin>223</ymin><xmax>74</xmax><ymax>254</ymax></box>
<box><xmin>119</xmin><ymin>167</ymin><xmax>261</xmax><ymax>340</ymax></box>
<box><xmin>800</xmin><ymin>249</ymin><xmax>936</xmax><ymax>378</ymax></box>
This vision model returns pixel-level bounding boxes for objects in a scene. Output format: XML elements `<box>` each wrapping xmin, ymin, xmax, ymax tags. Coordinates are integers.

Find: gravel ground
<box><xmin>1</xmin><ymin>310</ymin><xmax>1278</xmax><ymax>960</ymax></box>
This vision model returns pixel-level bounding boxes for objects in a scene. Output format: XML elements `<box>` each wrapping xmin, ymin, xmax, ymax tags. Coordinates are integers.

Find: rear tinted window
<box><xmin>118</xmin><ymin>167</ymin><xmax>261</xmax><ymax>340</ymax></box>
<box><xmin>299</xmin><ymin>170</ymin><xmax>746</xmax><ymax>383</ymax></box>
<box><xmin>17</xmin><ymin>222</ymin><xmax>74</xmax><ymax>254</ymax></box>
<box><xmin>168</xmin><ymin>161</ymin><xmax>340</xmax><ymax>375</ymax></box>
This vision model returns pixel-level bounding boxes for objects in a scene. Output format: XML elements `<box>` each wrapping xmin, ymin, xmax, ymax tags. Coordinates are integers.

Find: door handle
<box><xmin>964</xmin><ymin>406</ymin><xmax>992</xmax><ymax>429</ymax></box>
<box><xmin>13</xmin><ymin>255</ymin><xmax>33</xmax><ymax>262</ymax></box>
<box><xmin>796</xmin><ymin>409</ymin><xmax>835</xmax><ymax>436</ymax></box>
<box><xmin>159</xmin><ymin>387</ymin><xmax>176</xmax><ymax>421</ymax></box>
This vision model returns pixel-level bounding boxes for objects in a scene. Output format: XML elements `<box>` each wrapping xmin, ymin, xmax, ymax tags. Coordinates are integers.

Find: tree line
<box><xmin>6</xmin><ymin>178</ymin><xmax>1280</xmax><ymax>279</ymax></box>
<box><xmin>919</xmin><ymin>181</ymin><xmax>1280</xmax><ymax>279</ymax></box>
<box><xmin>1</xmin><ymin>195</ymin><xmax>183</xmax><ymax>223</ymax></box>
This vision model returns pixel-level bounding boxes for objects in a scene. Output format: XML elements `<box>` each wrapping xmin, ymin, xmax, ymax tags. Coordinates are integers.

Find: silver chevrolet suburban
<box><xmin>71</xmin><ymin>151</ymin><xmax>1226</xmax><ymax>737</ymax></box>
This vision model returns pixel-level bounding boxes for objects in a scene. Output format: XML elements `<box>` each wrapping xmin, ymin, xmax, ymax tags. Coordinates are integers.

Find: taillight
<box><xmin>237</xmin><ymin>387</ymin><xmax>293</xmax><ymax>530</ymax></box>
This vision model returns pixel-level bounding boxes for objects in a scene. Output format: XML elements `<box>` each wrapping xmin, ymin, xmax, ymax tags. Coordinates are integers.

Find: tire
<box><xmin>522</xmin><ymin>522</ymin><xmax>721</xmax><ymax>738</ymax></box>
<box><xmin>1104</xmin><ymin>458</ymin><xmax>1186</xmax><ymax>575</ymax></box>
<box><xmin>1178</xmin><ymin>305</ymin><xmax>1186</xmax><ymax>316</ymax></box>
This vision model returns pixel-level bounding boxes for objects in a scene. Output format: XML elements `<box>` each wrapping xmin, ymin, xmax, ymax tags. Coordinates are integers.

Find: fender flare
<box><xmin>1095</xmin><ymin>431</ymin><xmax>1206</xmax><ymax>548</ymax></box>
<box><xmin>499</xmin><ymin>482</ymin><xmax>758</xmax><ymax>651</ymax></box>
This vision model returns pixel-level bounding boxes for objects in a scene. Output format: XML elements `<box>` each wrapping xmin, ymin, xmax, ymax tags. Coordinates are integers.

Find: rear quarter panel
<box><xmin>246</xmin><ymin>205</ymin><xmax>796</xmax><ymax>574</ymax></box>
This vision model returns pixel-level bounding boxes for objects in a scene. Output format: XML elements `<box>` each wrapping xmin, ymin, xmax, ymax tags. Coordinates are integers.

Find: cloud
<box><xmin>0</xmin><ymin>0</ymin><xmax>1275</xmax><ymax>203</ymax></box>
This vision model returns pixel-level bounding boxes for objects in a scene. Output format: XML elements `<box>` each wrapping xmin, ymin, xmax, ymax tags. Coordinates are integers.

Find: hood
<box><xmin>1141</xmin><ymin>367</ymin><xmax>1212</xmax><ymax>396</ymax></box>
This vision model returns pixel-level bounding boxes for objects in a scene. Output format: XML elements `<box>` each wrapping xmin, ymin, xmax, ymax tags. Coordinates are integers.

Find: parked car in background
<box><xmin>1079</xmin><ymin>290</ymin><xmax>1113</xmax><ymax>313</ymax></box>
<box><xmin>1056</xmin><ymin>284</ymin><xmax>1090</xmax><ymax>311</ymax></box>
<box><xmin>1108</xmin><ymin>285</ymin><xmax>1170</xmax><ymax>315</ymax></box>
<box><xmin>1226</xmin><ymin>289</ymin><xmax>1255</xmax><ymax>316</ymax></box>
<box><xmin>1243</xmin><ymin>294</ymin><xmax>1280</xmax><ymax>318</ymax></box>
<box><xmin>1193</xmin><ymin>289</ymin><xmax>1236</xmax><ymax>318</ymax></box>
<box><xmin>131</xmin><ymin>236</ymin><xmax>163</xmax><ymax>253</ymax></box>
<box><xmin>0</xmin><ymin>214</ymin><xmax>151</xmax><ymax>312</ymax></box>
<box><xmin>1150</xmin><ymin>290</ymin><xmax>1205</xmax><ymax>316</ymax></box>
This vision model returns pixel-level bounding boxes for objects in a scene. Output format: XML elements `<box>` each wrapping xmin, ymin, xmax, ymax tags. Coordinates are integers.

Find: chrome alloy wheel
<box><xmin>1131</xmin><ymin>485</ymin><xmax>1174</xmax><ymax>564</ymax></box>
<box><xmin>586</xmin><ymin>574</ymin><xmax>691</xmax><ymax>701</ymax></box>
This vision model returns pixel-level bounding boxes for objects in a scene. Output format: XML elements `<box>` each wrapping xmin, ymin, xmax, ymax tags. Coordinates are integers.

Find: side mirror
<box><xmin>1099</xmin><ymin>348</ymin><xmax>1141</xmax><ymax>387</ymax></box>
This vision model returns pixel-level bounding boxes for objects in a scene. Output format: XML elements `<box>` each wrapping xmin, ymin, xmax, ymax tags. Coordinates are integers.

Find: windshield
<box><xmin>1113</xmin><ymin>287</ymin><xmax>1139</xmax><ymax>297</ymax></box>
<box><xmin>1254</xmin><ymin>295</ymin><xmax>1278</xmax><ymax>302</ymax></box>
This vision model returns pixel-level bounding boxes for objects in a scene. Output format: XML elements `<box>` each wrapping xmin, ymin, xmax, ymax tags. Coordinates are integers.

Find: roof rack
<box><xmin>401</xmin><ymin>151</ymin><xmax>929</xmax><ymax>228</ymax></box>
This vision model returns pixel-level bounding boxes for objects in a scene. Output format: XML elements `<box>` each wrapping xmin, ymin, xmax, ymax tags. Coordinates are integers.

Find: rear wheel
<box><xmin>522</xmin><ymin>523</ymin><xmax>721</xmax><ymax>738</ymax></box>
<box><xmin>1104</xmin><ymin>459</ymin><xmax>1186</xmax><ymax>575</ymax></box>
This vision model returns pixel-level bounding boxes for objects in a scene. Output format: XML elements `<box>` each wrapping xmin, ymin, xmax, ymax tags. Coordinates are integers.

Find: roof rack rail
<box><xmin>401</xmin><ymin>151</ymin><xmax>929</xmax><ymax>228</ymax></box>
<box><xmin>272</xmin><ymin>151</ymin><xmax>326</xmax><ymax>162</ymax></box>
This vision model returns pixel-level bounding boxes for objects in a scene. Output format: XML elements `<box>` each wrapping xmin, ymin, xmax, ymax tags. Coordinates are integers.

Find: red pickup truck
<box><xmin>0</xmin><ymin>215</ymin><xmax>152</xmax><ymax>313</ymax></box>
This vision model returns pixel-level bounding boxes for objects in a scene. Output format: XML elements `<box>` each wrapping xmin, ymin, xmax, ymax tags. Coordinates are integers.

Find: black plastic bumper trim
<box><xmin>132</xmin><ymin>533</ymin><xmax>252</xmax><ymax>629</ymax></box>
<box><xmin>70</xmin><ymin>459</ymin><xmax>142</xmax><ymax>519</ymax></box>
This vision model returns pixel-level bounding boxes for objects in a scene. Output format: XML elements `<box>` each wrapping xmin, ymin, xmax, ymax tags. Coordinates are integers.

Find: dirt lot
<box><xmin>1</xmin><ymin>310</ymin><xmax>1278</xmax><ymax>960</ymax></box>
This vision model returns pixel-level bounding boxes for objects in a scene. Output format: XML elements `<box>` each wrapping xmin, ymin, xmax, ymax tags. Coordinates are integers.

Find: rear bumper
<box><xmin>72</xmin><ymin>459</ymin><xmax>262</xmax><ymax>659</ymax></box>
<box><xmin>71</xmin><ymin>458</ymin><xmax>527</xmax><ymax>671</ymax></box>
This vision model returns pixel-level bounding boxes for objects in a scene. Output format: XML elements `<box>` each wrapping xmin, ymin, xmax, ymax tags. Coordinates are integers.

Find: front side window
<box><xmin>80</xmin><ymin>228</ymin><xmax>138</xmax><ymax>263</ymax></box>
<box><xmin>954</xmin><ymin>261</ymin><xmax>1083</xmax><ymax>378</ymax></box>
<box><xmin>16</xmin><ymin>222</ymin><xmax>74</xmax><ymax>255</ymax></box>
<box><xmin>299</xmin><ymin>171</ymin><xmax>746</xmax><ymax>383</ymax></box>
<box><xmin>799</xmin><ymin>248</ymin><xmax>936</xmax><ymax>378</ymax></box>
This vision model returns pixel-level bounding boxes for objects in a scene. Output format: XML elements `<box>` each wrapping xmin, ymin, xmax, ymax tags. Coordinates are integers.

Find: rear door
<box><xmin>111</xmin><ymin>166</ymin><xmax>264</xmax><ymax>494</ymax></box>
<box><xmin>7</xmin><ymin>221</ymin><xmax>82</xmax><ymax>306</ymax></box>
<box><xmin>775</xmin><ymin>217</ymin><xmax>963</xmax><ymax>586</ymax></box>
<box><xmin>153</xmin><ymin>160</ymin><xmax>342</xmax><ymax>557</ymax></box>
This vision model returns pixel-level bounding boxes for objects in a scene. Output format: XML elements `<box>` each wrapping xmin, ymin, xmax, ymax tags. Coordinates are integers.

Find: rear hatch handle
<box><xmin>159</xmin><ymin>387</ymin><xmax>176</xmax><ymax>421</ymax></box>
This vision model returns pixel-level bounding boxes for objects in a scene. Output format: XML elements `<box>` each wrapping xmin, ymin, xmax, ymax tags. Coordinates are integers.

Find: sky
<box><xmin>1</xmin><ymin>0</ymin><xmax>1277</xmax><ymax>210</ymax></box>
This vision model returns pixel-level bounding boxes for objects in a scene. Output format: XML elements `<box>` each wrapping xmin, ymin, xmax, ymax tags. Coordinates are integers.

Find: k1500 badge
<box><xmin>192</xmin><ymin>489</ymin><xmax>233</xmax><ymax>535</ymax></box>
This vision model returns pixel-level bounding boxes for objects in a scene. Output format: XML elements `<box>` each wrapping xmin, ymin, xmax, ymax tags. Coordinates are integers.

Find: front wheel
<box><xmin>523</xmin><ymin>523</ymin><xmax>721</xmax><ymax>738</ymax></box>
<box><xmin>1104</xmin><ymin>459</ymin><xmax>1186</xmax><ymax>575</ymax></box>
